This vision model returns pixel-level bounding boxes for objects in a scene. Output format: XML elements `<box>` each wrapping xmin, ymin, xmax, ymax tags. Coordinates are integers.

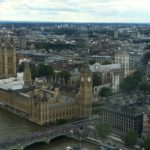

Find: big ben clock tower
<box><xmin>79</xmin><ymin>63</ymin><xmax>93</xmax><ymax>118</ymax></box>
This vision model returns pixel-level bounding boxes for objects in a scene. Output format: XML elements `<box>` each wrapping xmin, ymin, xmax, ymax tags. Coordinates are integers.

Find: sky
<box><xmin>0</xmin><ymin>0</ymin><xmax>150</xmax><ymax>23</ymax></box>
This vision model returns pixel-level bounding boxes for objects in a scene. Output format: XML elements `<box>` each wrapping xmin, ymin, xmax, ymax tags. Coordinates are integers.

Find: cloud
<box><xmin>0</xmin><ymin>0</ymin><xmax>149</xmax><ymax>22</ymax></box>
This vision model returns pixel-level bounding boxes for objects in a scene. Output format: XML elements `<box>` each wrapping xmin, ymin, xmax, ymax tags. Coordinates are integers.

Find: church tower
<box><xmin>115</xmin><ymin>51</ymin><xmax>129</xmax><ymax>79</ymax></box>
<box><xmin>79</xmin><ymin>63</ymin><xmax>93</xmax><ymax>118</ymax></box>
<box><xmin>0</xmin><ymin>38</ymin><xmax>16</xmax><ymax>77</ymax></box>
<box><xmin>23</xmin><ymin>62</ymin><xmax>32</xmax><ymax>87</ymax></box>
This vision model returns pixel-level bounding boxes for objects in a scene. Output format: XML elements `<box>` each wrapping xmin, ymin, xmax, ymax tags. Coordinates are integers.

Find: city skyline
<box><xmin>0</xmin><ymin>0</ymin><xmax>150</xmax><ymax>23</ymax></box>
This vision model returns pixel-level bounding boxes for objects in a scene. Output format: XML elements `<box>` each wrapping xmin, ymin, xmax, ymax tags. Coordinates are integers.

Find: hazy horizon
<box><xmin>0</xmin><ymin>0</ymin><xmax>150</xmax><ymax>23</ymax></box>
<box><xmin>0</xmin><ymin>21</ymin><xmax>150</xmax><ymax>24</ymax></box>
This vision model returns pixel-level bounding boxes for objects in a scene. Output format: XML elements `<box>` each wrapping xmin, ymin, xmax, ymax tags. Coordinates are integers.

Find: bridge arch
<box><xmin>24</xmin><ymin>141</ymin><xmax>48</xmax><ymax>150</ymax></box>
<box><xmin>49</xmin><ymin>135</ymin><xmax>71</xmax><ymax>142</ymax></box>
<box><xmin>23</xmin><ymin>134</ymin><xmax>70</xmax><ymax>150</ymax></box>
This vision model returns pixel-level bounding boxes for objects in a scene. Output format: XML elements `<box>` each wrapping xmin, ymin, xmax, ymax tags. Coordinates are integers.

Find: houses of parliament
<box><xmin>0</xmin><ymin>39</ymin><xmax>93</xmax><ymax>125</ymax></box>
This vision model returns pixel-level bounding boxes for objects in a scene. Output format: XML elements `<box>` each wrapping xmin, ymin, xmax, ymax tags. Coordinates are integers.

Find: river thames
<box><xmin>0</xmin><ymin>108</ymin><xmax>99</xmax><ymax>150</ymax></box>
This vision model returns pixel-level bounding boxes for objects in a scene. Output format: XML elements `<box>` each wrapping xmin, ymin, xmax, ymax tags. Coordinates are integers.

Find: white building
<box><xmin>0</xmin><ymin>73</ymin><xmax>24</xmax><ymax>90</ymax></box>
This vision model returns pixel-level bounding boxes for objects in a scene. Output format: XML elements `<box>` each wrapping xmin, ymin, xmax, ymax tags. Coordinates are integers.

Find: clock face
<box><xmin>81</xmin><ymin>77</ymin><xmax>84</xmax><ymax>82</ymax></box>
<box><xmin>87</xmin><ymin>77</ymin><xmax>91</xmax><ymax>82</ymax></box>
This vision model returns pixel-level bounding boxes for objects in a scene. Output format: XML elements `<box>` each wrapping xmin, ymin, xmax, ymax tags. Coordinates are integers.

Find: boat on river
<box><xmin>66</xmin><ymin>146</ymin><xmax>73</xmax><ymax>150</ymax></box>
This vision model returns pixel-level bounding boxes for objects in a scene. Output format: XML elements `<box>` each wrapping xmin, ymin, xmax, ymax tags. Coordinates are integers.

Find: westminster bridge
<box><xmin>0</xmin><ymin>117</ymin><xmax>101</xmax><ymax>150</ymax></box>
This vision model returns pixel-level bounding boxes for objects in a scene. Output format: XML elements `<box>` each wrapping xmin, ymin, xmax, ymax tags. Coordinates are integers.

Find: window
<box><xmin>8</xmin><ymin>57</ymin><xmax>13</xmax><ymax>63</ymax></box>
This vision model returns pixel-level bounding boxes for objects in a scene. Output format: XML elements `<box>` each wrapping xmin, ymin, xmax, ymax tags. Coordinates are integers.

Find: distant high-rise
<box><xmin>0</xmin><ymin>39</ymin><xmax>16</xmax><ymax>78</ymax></box>
<box><xmin>114</xmin><ymin>30</ymin><xmax>119</xmax><ymax>38</ymax></box>
<box><xmin>18</xmin><ymin>36</ymin><xmax>26</xmax><ymax>49</ymax></box>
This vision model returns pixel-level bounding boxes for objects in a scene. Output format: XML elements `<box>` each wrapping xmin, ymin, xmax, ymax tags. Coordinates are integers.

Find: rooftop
<box><xmin>80</xmin><ymin>63</ymin><xmax>91</xmax><ymax>73</ymax></box>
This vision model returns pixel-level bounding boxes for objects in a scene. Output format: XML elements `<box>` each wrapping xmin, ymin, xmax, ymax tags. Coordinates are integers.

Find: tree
<box><xmin>120</xmin><ymin>71</ymin><xmax>142</xmax><ymax>92</ymax></box>
<box><xmin>102</xmin><ymin>61</ymin><xmax>111</xmax><ymax>65</ymax></box>
<box><xmin>30</xmin><ymin>63</ymin><xmax>39</xmax><ymax>80</ymax></box>
<box><xmin>99</xmin><ymin>87</ymin><xmax>112</xmax><ymax>97</ymax></box>
<box><xmin>38</xmin><ymin>64</ymin><xmax>54</xmax><ymax>81</ymax></box>
<box><xmin>132</xmin><ymin>71</ymin><xmax>142</xmax><ymax>82</ymax></box>
<box><xmin>96</xmin><ymin>123</ymin><xmax>112</xmax><ymax>139</ymax></box>
<box><xmin>58</xmin><ymin>70</ymin><xmax>71</xmax><ymax>84</ymax></box>
<box><xmin>17</xmin><ymin>62</ymin><xmax>25</xmax><ymax>72</ymax></box>
<box><xmin>143</xmin><ymin>52</ymin><xmax>150</xmax><ymax>65</ymax></box>
<box><xmin>35</xmin><ymin>42</ymin><xmax>75</xmax><ymax>51</ymax></box>
<box><xmin>139</xmin><ymin>82</ymin><xmax>150</xmax><ymax>92</ymax></box>
<box><xmin>143</xmin><ymin>136</ymin><xmax>150</xmax><ymax>150</ymax></box>
<box><xmin>124</xmin><ymin>130</ymin><xmax>138</xmax><ymax>147</ymax></box>
<box><xmin>120</xmin><ymin>76</ymin><xmax>137</xmax><ymax>91</ymax></box>
<box><xmin>93</xmin><ymin>73</ymin><xmax>101</xmax><ymax>86</ymax></box>
<box><xmin>89</xmin><ymin>59</ymin><xmax>96</xmax><ymax>65</ymax></box>
<box><xmin>92</xmin><ymin>107</ymin><xmax>104</xmax><ymax>115</ymax></box>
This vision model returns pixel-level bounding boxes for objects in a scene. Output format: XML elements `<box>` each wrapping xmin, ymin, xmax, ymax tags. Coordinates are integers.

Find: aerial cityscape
<box><xmin>0</xmin><ymin>0</ymin><xmax>150</xmax><ymax>150</ymax></box>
